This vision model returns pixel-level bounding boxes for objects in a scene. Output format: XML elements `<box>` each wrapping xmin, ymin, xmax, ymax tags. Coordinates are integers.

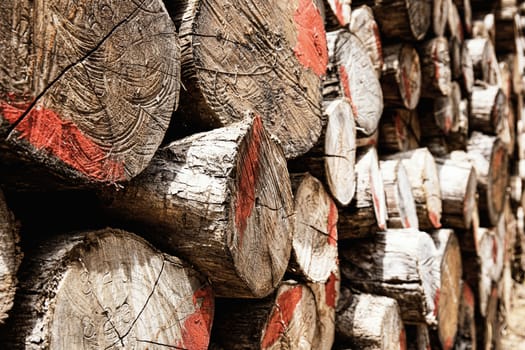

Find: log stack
<box><xmin>1</xmin><ymin>0</ymin><xmax>525</xmax><ymax>349</ymax></box>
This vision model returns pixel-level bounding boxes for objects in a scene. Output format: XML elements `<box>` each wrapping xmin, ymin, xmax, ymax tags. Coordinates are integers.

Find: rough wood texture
<box><xmin>0</xmin><ymin>189</ymin><xmax>22</xmax><ymax>324</ymax></box>
<box><xmin>99</xmin><ymin>116</ymin><xmax>294</xmax><ymax>298</ymax></box>
<box><xmin>288</xmin><ymin>98</ymin><xmax>357</xmax><ymax>207</ymax></box>
<box><xmin>339</xmin><ymin>229</ymin><xmax>440</xmax><ymax>325</ymax></box>
<box><xmin>166</xmin><ymin>0</ymin><xmax>328</xmax><ymax>159</ymax></box>
<box><xmin>383</xmin><ymin>148</ymin><xmax>443</xmax><ymax>230</ymax></box>
<box><xmin>465</xmin><ymin>131</ymin><xmax>509</xmax><ymax>226</ymax></box>
<box><xmin>459</xmin><ymin>41</ymin><xmax>475</xmax><ymax>96</ymax></box>
<box><xmin>380</xmin><ymin>43</ymin><xmax>422</xmax><ymax>110</ymax></box>
<box><xmin>378</xmin><ymin>108</ymin><xmax>421</xmax><ymax>154</ymax></box>
<box><xmin>417</xmin><ymin>36</ymin><xmax>452</xmax><ymax>98</ymax></box>
<box><xmin>0</xmin><ymin>0</ymin><xmax>180</xmax><ymax>188</ymax></box>
<box><xmin>494</xmin><ymin>4</ymin><xmax>519</xmax><ymax>54</ymax></box>
<box><xmin>432</xmin><ymin>0</ymin><xmax>451</xmax><ymax>37</ymax></box>
<box><xmin>469</xmin><ymin>84</ymin><xmax>506</xmax><ymax>135</ymax></box>
<box><xmin>288</xmin><ymin>173</ymin><xmax>339</xmax><ymax>283</ymax></box>
<box><xmin>338</xmin><ymin>146</ymin><xmax>388</xmax><ymax>239</ymax></box>
<box><xmin>370</xmin><ymin>0</ymin><xmax>432</xmax><ymax>42</ymax></box>
<box><xmin>454</xmin><ymin>282</ymin><xmax>477</xmax><ymax>350</ymax></box>
<box><xmin>466</xmin><ymin>37</ymin><xmax>500</xmax><ymax>85</ymax></box>
<box><xmin>436</xmin><ymin>154</ymin><xmax>478</xmax><ymax>229</ymax></box>
<box><xmin>447</xmin><ymin>98</ymin><xmax>470</xmax><ymax>152</ymax></box>
<box><xmin>379</xmin><ymin>159</ymin><xmax>419</xmax><ymax>229</ymax></box>
<box><xmin>350</xmin><ymin>5</ymin><xmax>384</xmax><ymax>78</ymax></box>
<box><xmin>0</xmin><ymin>228</ymin><xmax>214</xmax><ymax>350</ymax></box>
<box><xmin>210</xmin><ymin>280</ymin><xmax>321</xmax><ymax>350</ymax></box>
<box><xmin>406</xmin><ymin>324</ymin><xmax>431</xmax><ymax>350</ymax></box>
<box><xmin>431</xmin><ymin>229</ymin><xmax>463</xmax><ymax>350</ymax></box>
<box><xmin>324</xmin><ymin>29</ymin><xmax>384</xmax><ymax>136</ymax></box>
<box><xmin>453</xmin><ymin>0</ymin><xmax>473</xmax><ymax>36</ymax></box>
<box><xmin>334</xmin><ymin>288</ymin><xmax>406</xmax><ymax>350</ymax></box>
<box><xmin>322</xmin><ymin>0</ymin><xmax>352</xmax><ymax>30</ymax></box>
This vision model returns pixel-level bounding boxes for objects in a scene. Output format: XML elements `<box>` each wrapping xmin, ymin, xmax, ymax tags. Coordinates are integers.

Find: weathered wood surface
<box><xmin>383</xmin><ymin>147</ymin><xmax>442</xmax><ymax>230</ymax></box>
<box><xmin>378</xmin><ymin>108</ymin><xmax>421</xmax><ymax>154</ymax></box>
<box><xmin>99</xmin><ymin>116</ymin><xmax>294</xmax><ymax>298</ymax></box>
<box><xmin>165</xmin><ymin>0</ymin><xmax>328</xmax><ymax>159</ymax></box>
<box><xmin>288</xmin><ymin>98</ymin><xmax>357</xmax><ymax>207</ymax></box>
<box><xmin>469</xmin><ymin>84</ymin><xmax>506</xmax><ymax>135</ymax></box>
<box><xmin>453</xmin><ymin>0</ymin><xmax>473</xmax><ymax>36</ymax></box>
<box><xmin>379</xmin><ymin>159</ymin><xmax>419</xmax><ymax>229</ymax></box>
<box><xmin>339</xmin><ymin>229</ymin><xmax>439</xmax><ymax>326</ymax></box>
<box><xmin>210</xmin><ymin>280</ymin><xmax>321</xmax><ymax>350</ymax></box>
<box><xmin>322</xmin><ymin>0</ymin><xmax>352</xmax><ymax>30</ymax></box>
<box><xmin>0</xmin><ymin>0</ymin><xmax>181</xmax><ymax>188</ymax></box>
<box><xmin>466</xmin><ymin>37</ymin><xmax>501</xmax><ymax>85</ymax></box>
<box><xmin>454</xmin><ymin>281</ymin><xmax>477</xmax><ymax>350</ymax></box>
<box><xmin>417</xmin><ymin>36</ymin><xmax>452</xmax><ymax>98</ymax></box>
<box><xmin>288</xmin><ymin>173</ymin><xmax>339</xmax><ymax>283</ymax></box>
<box><xmin>334</xmin><ymin>287</ymin><xmax>406</xmax><ymax>350</ymax></box>
<box><xmin>0</xmin><ymin>189</ymin><xmax>22</xmax><ymax>324</ymax></box>
<box><xmin>0</xmin><ymin>228</ymin><xmax>214</xmax><ymax>350</ymax></box>
<box><xmin>380</xmin><ymin>43</ymin><xmax>422</xmax><ymax>110</ymax></box>
<box><xmin>350</xmin><ymin>5</ymin><xmax>384</xmax><ymax>78</ymax></box>
<box><xmin>459</xmin><ymin>41</ymin><xmax>475</xmax><ymax>96</ymax></box>
<box><xmin>338</xmin><ymin>146</ymin><xmax>388</xmax><ymax>238</ymax></box>
<box><xmin>446</xmin><ymin>98</ymin><xmax>470</xmax><ymax>152</ymax></box>
<box><xmin>324</xmin><ymin>29</ymin><xmax>384</xmax><ymax>136</ymax></box>
<box><xmin>432</xmin><ymin>0</ymin><xmax>450</xmax><ymax>37</ymax></box>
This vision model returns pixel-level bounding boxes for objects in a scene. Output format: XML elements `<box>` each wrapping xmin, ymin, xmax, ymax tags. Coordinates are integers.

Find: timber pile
<box><xmin>1</xmin><ymin>0</ymin><xmax>525</xmax><ymax>349</ymax></box>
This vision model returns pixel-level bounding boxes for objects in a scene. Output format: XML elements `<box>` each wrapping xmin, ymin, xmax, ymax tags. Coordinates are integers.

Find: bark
<box><xmin>0</xmin><ymin>228</ymin><xmax>214</xmax><ymax>350</ymax></box>
<box><xmin>338</xmin><ymin>146</ymin><xmax>388</xmax><ymax>239</ymax></box>
<box><xmin>165</xmin><ymin>0</ymin><xmax>328</xmax><ymax>159</ymax></box>
<box><xmin>0</xmin><ymin>0</ymin><xmax>180</xmax><ymax>189</ymax></box>
<box><xmin>417</xmin><ymin>36</ymin><xmax>452</xmax><ymax>98</ymax></box>
<box><xmin>469</xmin><ymin>84</ymin><xmax>506</xmax><ymax>135</ymax></box>
<box><xmin>288</xmin><ymin>98</ymin><xmax>357</xmax><ymax>207</ymax></box>
<box><xmin>379</xmin><ymin>159</ymin><xmax>419</xmax><ymax>229</ymax></box>
<box><xmin>447</xmin><ymin>98</ymin><xmax>470</xmax><ymax>152</ymax></box>
<box><xmin>454</xmin><ymin>282</ymin><xmax>477</xmax><ymax>350</ymax></box>
<box><xmin>431</xmin><ymin>229</ymin><xmax>463</xmax><ymax>350</ymax></box>
<box><xmin>465</xmin><ymin>131</ymin><xmax>509</xmax><ymax>226</ymax></box>
<box><xmin>210</xmin><ymin>280</ymin><xmax>321</xmax><ymax>350</ymax></box>
<box><xmin>383</xmin><ymin>148</ymin><xmax>443</xmax><ymax>230</ymax></box>
<box><xmin>350</xmin><ymin>5</ymin><xmax>384</xmax><ymax>78</ymax></box>
<box><xmin>435</xmin><ymin>154</ymin><xmax>478</xmax><ymax>229</ymax></box>
<box><xmin>334</xmin><ymin>287</ymin><xmax>406</xmax><ymax>350</ymax></box>
<box><xmin>324</xmin><ymin>29</ymin><xmax>384</xmax><ymax>136</ymax></box>
<box><xmin>99</xmin><ymin>115</ymin><xmax>294</xmax><ymax>298</ymax></box>
<box><xmin>0</xmin><ymin>189</ymin><xmax>22</xmax><ymax>324</ymax></box>
<box><xmin>378</xmin><ymin>108</ymin><xmax>421</xmax><ymax>154</ymax></box>
<box><xmin>288</xmin><ymin>173</ymin><xmax>339</xmax><ymax>284</ymax></box>
<box><xmin>339</xmin><ymin>229</ymin><xmax>440</xmax><ymax>325</ymax></box>
<box><xmin>380</xmin><ymin>43</ymin><xmax>422</xmax><ymax>110</ymax></box>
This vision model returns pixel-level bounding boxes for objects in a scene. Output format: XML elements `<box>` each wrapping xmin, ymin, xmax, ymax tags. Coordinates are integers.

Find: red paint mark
<box><xmin>434</xmin><ymin>288</ymin><xmax>440</xmax><ymax>316</ymax></box>
<box><xmin>399</xmin><ymin>328</ymin><xmax>407</xmax><ymax>350</ymax></box>
<box><xmin>492</xmin><ymin>148</ymin><xmax>504</xmax><ymax>170</ymax></box>
<box><xmin>373</xmin><ymin>23</ymin><xmax>384</xmax><ymax>68</ymax></box>
<box><xmin>177</xmin><ymin>285</ymin><xmax>215</xmax><ymax>350</ymax></box>
<box><xmin>401</xmin><ymin>66</ymin><xmax>412</xmax><ymax>106</ymax></box>
<box><xmin>394</xmin><ymin>114</ymin><xmax>406</xmax><ymax>141</ymax></box>
<box><xmin>261</xmin><ymin>286</ymin><xmax>303</xmax><ymax>348</ymax></box>
<box><xmin>492</xmin><ymin>236</ymin><xmax>498</xmax><ymax>263</ymax></box>
<box><xmin>429</xmin><ymin>211</ymin><xmax>442</xmax><ymax>229</ymax></box>
<box><xmin>463</xmin><ymin>283</ymin><xmax>474</xmax><ymax>307</ymax></box>
<box><xmin>1</xmin><ymin>99</ymin><xmax>125</xmax><ymax>182</ymax></box>
<box><xmin>444</xmin><ymin>336</ymin><xmax>454</xmax><ymax>350</ymax></box>
<box><xmin>327</xmin><ymin>200</ymin><xmax>338</xmax><ymax>247</ymax></box>
<box><xmin>404</xmin><ymin>217</ymin><xmax>411</xmax><ymax>228</ymax></box>
<box><xmin>444</xmin><ymin>115</ymin><xmax>452</xmax><ymax>134</ymax></box>
<box><xmin>339</xmin><ymin>65</ymin><xmax>358</xmax><ymax>117</ymax></box>
<box><xmin>294</xmin><ymin>0</ymin><xmax>328</xmax><ymax>77</ymax></box>
<box><xmin>325</xmin><ymin>272</ymin><xmax>338</xmax><ymax>308</ymax></box>
<box><xmin>235</xmin><ymin>116</ymin><xmax>263</xmax><ymax>246</ymax></box>
<box><xmin>334</xmin><ymin>0</ymin><xmax>345</xmax><ymax>25</ymax></box>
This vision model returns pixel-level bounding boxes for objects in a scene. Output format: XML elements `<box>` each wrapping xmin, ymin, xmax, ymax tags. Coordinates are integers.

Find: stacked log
<box><xmin>3</xmin><ymin>0</ymin><xmax>525</xmax><ymax>349</ymax></box>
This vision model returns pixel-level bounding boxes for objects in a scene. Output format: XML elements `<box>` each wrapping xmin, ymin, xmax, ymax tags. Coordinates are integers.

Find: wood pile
<box><xmin>1</xmin><ymin>0</ymin><xmax>525</xmax><ymax>349</ymax></box>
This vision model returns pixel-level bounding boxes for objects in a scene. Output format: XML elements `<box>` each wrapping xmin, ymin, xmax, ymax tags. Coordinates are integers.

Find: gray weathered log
<box><xmin>469</xmin><ymin>84</ymin><xmax>506</xmax><ymax>135</ymax></box>
<box><xmin>350</xmin><ymin>5</ymin><xmax>384</xmax><ymax>78</ymax></box>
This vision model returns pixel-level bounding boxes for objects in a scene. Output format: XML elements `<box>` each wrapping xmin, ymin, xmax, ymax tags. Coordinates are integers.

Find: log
<box><xmin>288</xmin><ymin>173</ymin><xmax>339</xmax><ymax>283</ymax></box>
<box><xmin>380</xmin><ymin>43</ymin><xmax>422</xmax><ymax>110</ymax></box>
<box><xmin>453</xmin><ymin>282</ymin><xmax>477</xmax><ymax>350</ymax></box>
<box><xmin>322</xmin><ymin>0</ymin><xmax>352</xmax><ymax>29</ymax></box>
<box><xmin>378</xmin><ymin>108</ymin><xmax>421</xmax><ymax>154</ymax></box>
<box><xmin>449</xmin><ymin>35</ymin><xmax>463</xmax><ymax>82</ymax></box>
<box><xmin>477</xmin><ymin>285</ymin><xmax>501</xmax><ymax>350</ymax></box>
<box><xmin>432</xmin><ymin>0</ymin><xmax>451</xmax><ymax>37</ymax></box>
<box><xmin>446</xmin><ymin>98</ymin><xmax>470</xmax><ymax>152</ymax></box>
<box><xmin>405</xmin><ymin>324</ymin><xmax>431</xmax><ymax>350</ymax></box>
<box><xmin>0</xmin><ymin>0</ymin><xmax>181</xmax><ymax>189</ymax></box>
<box><xmin>338</xmin><ymin>146</ymin><xmax>388</xmax><ymax>239</ymax></box>
<box><xmin>383</xmin><ymin>147</ymin><xmax>442</xmax><ymax>230</ymax></box>
<box><xmin>459</xmin><ymin>41</ymin><xmax>475</xmax><ymax>96</ymax></box>
<box><xmin>334</xmin><ymin>287</ymin><xmax>406</xmax><ymax>350</ymax></box>
<box><xmin>349</xmin><ymin>5</ymin><xmax>384</xmax><ymax>78</ymax></box>
<box><xmin>418</xmin><ymin>92</ymin><xmax>457</xmax><ymax>156</ymax></box>
<box><xmin>165</xmin><ymin>0</ymin><xmax>328</xmax><ymax>159</ymax></box>
<box><xmin>430</xmin><ymin>229</ymin><xmax>463</xmax><ymax>350</ymax></box>
<box><xmin>339</xmin><ymin>228</ymin><xmax>440</xmax><ymax>325</ymax></box>
<box><xmin>417</xmin><ymin>36</ymin><xmax>453</xmax><ymax>98</ymax></box>
<box><xmin>99</xmin><ymin>115</ymin><xmax>294</xmax><ymax>298</ymax></box>
<box><xmin>469</xmin><ymin>83</ymin><xmax>506</xmax><ymax>135</ymax></box>
<box><xmin>452</xmin><ymin>0</ymin><xmax>473</xmax><ymax>36</ymax></box>
<box><xmin>379</xmin><ymin>159</ymin><xmax>419</xmax><ymax>229</ymax></box>
<box><xmin>210</xmin><ymin>280</ymin><xmax>321</xmax><ymax>349</ymax></box>
<box><xmin>369</xmin><ymin>0</ymin><xmax>432</xmax><ymax>42</ymax></box>
<box><xmin>0</xmin><ymin>228</ymin><xmax>214</xmax><ymax>349</ymax></box>
<box><xmin>435</xmin><ymin>154</ymin><xmax>478</xmax><ymax>229</ymax></box>
<box><xmin>324</xmin><ymin>29</ymin><xmax>384</xmax><ymax>136</ymax></box>
<box><xmin>288</xmin><ymin>98</ymin><xmax>357</xmax><ymax>207</ymax></box>
<box><xmin>447</xmin><ymin>0</ymin><xmax>465</xmax><ymax>42</ymax></box>
<box><xmin>0</xmin><ymin>189</ymin><xmax>22</xmax><ymax>324</ymax></box>
<box><xmin>495</xmin><ymin>4</ymin><xmax>519</xmax><ymax>54</ymax></box>
<box><xmin>465</xmin><ymin>131</ymin><xmax>509</xmax><ymax>226</ymax></box>
<box><xmin>466</xmin><ymin>37</ymin><xmax>500</xmax><ymax>85</ymax></box>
